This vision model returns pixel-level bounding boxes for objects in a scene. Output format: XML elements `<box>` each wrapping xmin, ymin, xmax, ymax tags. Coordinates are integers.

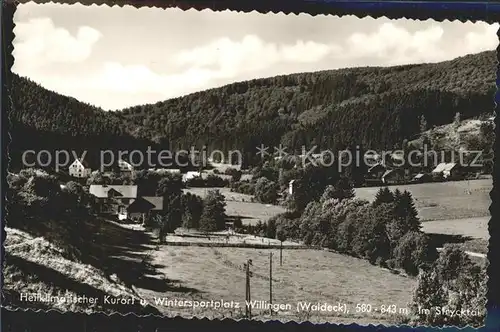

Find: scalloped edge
<box><xmin>1</xmin><ymin>0</ymin><xmax>498</xmax><ymax>330</ymax></box>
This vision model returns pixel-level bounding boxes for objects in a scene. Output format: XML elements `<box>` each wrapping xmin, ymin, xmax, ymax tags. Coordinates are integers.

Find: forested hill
<box><xmin>120</xmin><ymin>50</ymin><xmax>496</xmax><ymax>153</ymax></box>
<box><xmin>9</xmin><ymin>75</ymin><xmax>154</xmax><ymax>170</ymax></box>
<box><xmin>9</xmin><ymin>51</ymin><xmax>496</xmax><ymax>169</ymax></box>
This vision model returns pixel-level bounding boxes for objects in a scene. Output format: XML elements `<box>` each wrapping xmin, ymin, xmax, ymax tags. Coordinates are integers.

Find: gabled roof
<box><xmin>240</xmin><ymin>174</ymin><xmax>253</xmax><ymax>181</ymax></box>
<box><xmin>71</xmin><ymin>158</ymin><xmax>90</xmax><ymax>169</ymax></box>
<box><xmin>368</xmin><ymin>163</ymin><xmax>385</xmax><ymax>173</ymax></box>
<box><xmin>107</xmin><ymin>188</ymin><xmax>123</xmax><ymax>197</ymax></box>
<box><xmin>89</xmin><ymin>185</ymin><xmax>138</xmax><ymax>198</ymax></box>
<box><xmin>127</xmin><ymin>196</ymin><xmax>164</xmax><ymax>212</ymax></box>
<box><xmin>142</xmin><ymin>196</ymin><xmax>164</xmax><ymax>210</ymax></box>
<box><xmin>183</xmin><ymin>171</ymin><xmax>201</xmax><ymax>181</ymax></box>
<box><xmin>443</xmin><ymin>163</ymin><xmax>457</xmax><ymax>172</ymax></box>
<box><xmin>432</xmin><ymin>162</ymin><xmax>457</xmax><ymax>173</ymax></box>
<box><xmin>382</xmin><ymin>169</ymin><xmax>403</xmax><ymax>179</ymax></box>
<box><xmin>118</xmin><ymin>159</ymin><xmax>134</xmax><ymax>170</ymax></box>
<box><xmin>432</xmin><ymin>163</ymin><xmax>448</xmax><ymax>173</ymax></box>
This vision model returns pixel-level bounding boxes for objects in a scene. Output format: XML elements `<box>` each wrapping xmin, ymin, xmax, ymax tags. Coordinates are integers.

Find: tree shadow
<box><xmin>426</xmin><ymin>233</ymin><xmax>473</xmax><ymax>249</ymax></box>
<box><xmin>136</xmin><ymin>275</ymin><xmax>202</xmax><ymax>294</ymax></box>
<box><xmin>4</xmin><ymin>253</ymin><xmax>160</xmax><ymax>315</ymax></box>
<box><xmin>76</xmin><ymin>217</ymin><xmax>165</xmax><ymax>292</ymax></box>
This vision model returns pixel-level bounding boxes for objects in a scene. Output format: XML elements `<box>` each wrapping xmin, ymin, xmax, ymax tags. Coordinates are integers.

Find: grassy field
<box><xmin>421</xmin><ymin>216</ymin><xmax>489</xmax><ymax>240</ymax></box>
<box><xmin>183</xmin><ymin>187</ymin><xmax>287</xmax><ymax>225</ymax></box>
<box><xmin>135</xmin><ymin>245</ymin><xmax>416</xmax><ymax>325</ymax></box>
<box><xmin>355</xmin><ymin>179</ymin><xmax>492</xmax><ymax>221</ymax></box>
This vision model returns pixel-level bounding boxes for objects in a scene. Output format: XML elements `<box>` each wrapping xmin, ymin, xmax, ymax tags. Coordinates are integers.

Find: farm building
<box><xmin>69</xmin><ymin>158</ymin><xmax>92</xmax><ymax>178</ymax></box>
<box><xmin>412</xmin><ymin>173</ymin><xmax>432</xmax><ymax>183</ymax></box>
<box><xmin>128</xmin><ymin>196</ymin><xmax>164</xmax><ymax>223</ymax></box>
<box><xmin>89</xmin><ymin>185</ymin><xmax>138</xmax><ymax>220</ymax></box>
<box><xmin>431</xmin><ymin>163</ymin><xmax>460</xmax><ymax>180</ymax></box>
<box><xmin>382</xmin><ymin>169</ymin><xmax>405</xmax><ymax>184</ymax></box>
<box><xmin>118</xmin><ymin>159</ymin><xmax>134</xmax><ymax>173</ymax></box>
<box><xmin>89</xmin><ymin>184</ymin><xmax>164</xmax><ymax>221</ymax></box>
<box><xmin>240</xmin><ymin>174</ymin><xmax>254</xmax><ymax>182</ymax></box>
<box><xmin>367</xmin><ymin>163</ymin><xmax>386</xmax><ymax>177</ymax></box>
<box><xmin>365</xmin><ymin>163</ymin><xmax>386</xmax><ymax>185</ymax></box>
<box><xmin>182</xmin><ymin>171</ymin><xmax>201</xmax><ymax>182</ymax></box>
<box><xmin>149</xmin><ymin>168</ymin><xmax>181</xmax><ymax>175</ymax></box>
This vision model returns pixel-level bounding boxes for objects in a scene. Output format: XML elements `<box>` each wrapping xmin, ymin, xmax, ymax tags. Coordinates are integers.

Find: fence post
<box><xmin>245</xmin><ymin>259</ymin><xmax>252</xmax><ymax>319</ymax></box>
<box><xmin>269</xmin><ymin>252</ymin><xmax>273</xmax><ymax>316</ymax></box>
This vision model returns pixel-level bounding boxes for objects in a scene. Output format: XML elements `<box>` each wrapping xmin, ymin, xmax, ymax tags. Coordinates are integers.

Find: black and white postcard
<box><xmin>3</xmin><ymin>2</ymin><xmax>496</xmax><ymax>327</ymax></box>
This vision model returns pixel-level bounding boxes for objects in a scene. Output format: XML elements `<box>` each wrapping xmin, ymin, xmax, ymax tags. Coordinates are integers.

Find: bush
<box><xmin>410</xmin><ymin>245</ymin><xmax>486</xmax><ymax>327</ymax></box>
<box><xmin>225</xmin><ymin>168</ymin><xmax>242</xmax><ymax>182</ymax></box>
<box><xmin>230</xmin><ymin>181</ymin><xmax>255</xmax><ymax>195</ymax></box>
<box><xmin>393</xmin><ymin>232</ymin><xmax>438</xmax><ymax>276</ymax></box>
<box><xmin>254</xmin><ymin>177</ymin><xmax>279</xmax><ymax>204</ymax></box>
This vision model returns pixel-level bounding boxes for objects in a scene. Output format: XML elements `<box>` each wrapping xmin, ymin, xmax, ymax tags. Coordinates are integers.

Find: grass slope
<box><xmin>183</xmin><ymin>188</ymin><xmax>287</xmax><ymax>225</ymax></box>
<box><xmin>355</xmin><ymin>179</ymin><xmax>492</xmax><ymax>221</ymax></box>
<box><xmin>3</xmin><ymin>227</ymin><xmax>159</xmax><ymax>314</ymax></box>
<box><xmin>135</xmin><ymin>245</ymin><xmax>416</xmax><ymax>325</ymax></box>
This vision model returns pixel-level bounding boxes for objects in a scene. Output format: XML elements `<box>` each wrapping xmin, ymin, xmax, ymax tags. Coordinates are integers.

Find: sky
<box><xmin>12</xmin><ymin>2</ymin><xmax>499</xmax><ymax>110</ymax></box>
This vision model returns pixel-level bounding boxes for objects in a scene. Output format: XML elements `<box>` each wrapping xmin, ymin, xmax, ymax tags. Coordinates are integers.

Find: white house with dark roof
<box><xmin>432</xmin><ymin>162</ymin><xmax>458</xmax><ymax>179</ymax></box>
<box><xmin>69</xmin><ymin>158</ymin><xmax>92</xmax><ymax>178</ymax></box>
<box><xmin>118</xmin><ymin>159</ymin><xmax>134</xmax><ymax>173</ymax></box>
<box><xmin>182</xmin><ymin>171</ymin><xmax>201</xmax><ymax>182</ymax></box>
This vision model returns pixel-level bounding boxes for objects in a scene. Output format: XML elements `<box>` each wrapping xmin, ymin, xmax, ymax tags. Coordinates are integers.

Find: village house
<box><xmin>118</xmin><ymin>159</ymin><xmax>134</xmax><ymax>173</ymax></box>
<box><xmin>89</xmin><ymin>184</ymin><xmax>164</xmax><ymax>222</ymax></box>
<box><xmin>182</xmin><ymin>171</ymin><xmax>201</xmax><ymax>182</ymax></box>
<box><xmin>149</xmin><ymin>168</ymin><xmax>181</xmax><ymax>175</ymax></box>
<box><xmin>431</xmin><ymin>162</ymin><xmax>461</xmax><ymax>180</ymax></box>
<box><xmin>89</xmin><ymin>184</ymin><xmax>138</xmax><ymax>220</ymax></box>
<box><xmin>69</xmin><ymin>158</ymin><xmax>92</xmax><ymax>178</ymax></box>
<box><xmin>382</xmin><ymin>169</ymin><xmax>405</xmax><ymax>185</ymax></box>
<box><xmin>127</xmin><ymin>196</ymin><xmax>164</xmax><ymax>223</ymax></box>
<box><xmin>240</xmin><ymin>174</ymin><xmax>254</xmax><ymax>182</ymax></box>
<box><xmin>412</xmin><ymin>173</ymin><xmax>432</xmax><ymax>183</ymax></box>
<box><xmin>365</xmin><ymin>163</ymin><xmax>386</xmax><ymax>185</ymax></box>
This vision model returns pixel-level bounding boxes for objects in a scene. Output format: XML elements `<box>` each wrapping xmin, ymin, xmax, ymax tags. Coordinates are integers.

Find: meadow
<box><xmin>183</xmin><ymin>187</ymin><xmax>287</xmax><ymax>225</ymax></box>
<box><xmin>354</xmin><ymin>179</ymin><xmax>492</xmax><ymax>221</ymax></box>
<box><xmin>135</xmin><ymin>245</ymin><xmax>416</xmax><ymax>325</ymax></box>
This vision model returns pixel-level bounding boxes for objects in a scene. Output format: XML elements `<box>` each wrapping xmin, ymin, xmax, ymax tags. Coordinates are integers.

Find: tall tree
<box><xmin>373</xmin><ymin>187</ymin><xmax>395</xmax><ymax>206</ymax></box>
<box><xmin>199</xmin><ymin>190</ymin><xmax>227</xmax><ymax>231</ymax></box>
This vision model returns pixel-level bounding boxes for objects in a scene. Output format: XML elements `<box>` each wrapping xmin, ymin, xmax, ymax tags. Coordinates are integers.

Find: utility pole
<box><xmin>269</xmin><ymin>252</ymin><xmax>273</xmax><ymax>316</ymax></box>
<box><xmin>280</xmin><ymin>241</ymin><xmax>283</xmax><ymax>266</ymax></box>
<box><xmin>244</xmin><ymin>259</ymin><xmax>252</xmax><ymax>318</ymax></box>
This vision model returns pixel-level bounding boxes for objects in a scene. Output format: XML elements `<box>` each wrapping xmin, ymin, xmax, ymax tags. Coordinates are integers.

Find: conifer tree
<box><xmin>199</xmin><ymin>190</ymin><xmax>227</xmax><ymax>231</ymax></box>
<box><xmin>373</xmin><ymin>187</ymin><xmax>395</xmax><ymax>206</ymax></box>
<box><xmin>393</xmin><ymin>190</ymin><xmax>420</xmax><ymax>232</ymax></box>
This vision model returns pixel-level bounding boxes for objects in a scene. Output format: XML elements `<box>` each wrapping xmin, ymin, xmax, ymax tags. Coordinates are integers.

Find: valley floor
<box><xmin>134</xmin><ymin>242</ymin><xmax>416</xmax><ymax>325</ymax></box>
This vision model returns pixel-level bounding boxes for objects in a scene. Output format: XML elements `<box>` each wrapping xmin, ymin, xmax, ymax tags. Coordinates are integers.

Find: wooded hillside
<box><xmin>9</xmin><ymin>51</ymin><xmax>496</xmax><ymax>169</ymax></box>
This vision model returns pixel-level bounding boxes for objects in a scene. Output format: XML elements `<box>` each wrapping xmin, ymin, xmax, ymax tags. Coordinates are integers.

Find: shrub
<box><xmin>254</xmin><ymin>177</ymin><xmax>279</xmax><ymax>204</ymax></box>
<box><xmin>410</xmin><ymin>245</ymin><xmax>486</xmax><ymax>327</ymax></box>
<box><xmin>393</xmin><ymin>232</ymin><xmax>438</xmax><ymax>276</ymax></box>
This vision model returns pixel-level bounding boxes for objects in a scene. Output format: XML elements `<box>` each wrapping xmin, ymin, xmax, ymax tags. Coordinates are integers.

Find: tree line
<box><xmin>9</xmin><ymin>51</ymin><xmax>496</xmax><ymax>171</ymax></box>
